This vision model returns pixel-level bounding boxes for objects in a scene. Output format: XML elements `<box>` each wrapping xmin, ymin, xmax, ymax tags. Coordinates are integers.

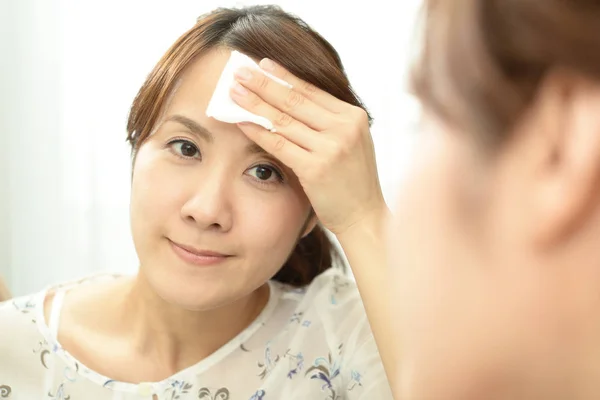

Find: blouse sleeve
<box><xmin>342</xmin><ymin>317</ymin><xmax>394</xmax><ymax>399</ymax></box>
<box><xmin>309</xmin><ymin>270</ymin><xmax>394</xmax><ymax>399</ymax></box>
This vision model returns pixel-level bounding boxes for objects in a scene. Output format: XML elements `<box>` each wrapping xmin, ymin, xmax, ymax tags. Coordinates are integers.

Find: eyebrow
<box><xmin>165</xmin><ymin>114</ymin><xmax>214</xmax><ymax>143</ymax></box>
<box><xmin>246</xmin><ymin>142</ymin><xmax>268</xmax><ymax>155</ymax></box>
<box><xmin>165</xmin><ymin>114</ymin><xmax>269</xmax><ymax>155</ymax></box>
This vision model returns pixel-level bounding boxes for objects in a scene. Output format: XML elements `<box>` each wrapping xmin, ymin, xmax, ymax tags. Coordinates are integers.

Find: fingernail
<box><xmin>260</xmin><ymin>58</ymin><xmax>275</xmax><ymax>71</ymax></box>
<box><xmin>234</xmin><ymin>68</ymin><xmax>253</xmax><ymax>82</ymax></box>
<box><xmin>231</xmin><ymin>82</ymin><xmax>248</xmax><ymax>96</ymax></box>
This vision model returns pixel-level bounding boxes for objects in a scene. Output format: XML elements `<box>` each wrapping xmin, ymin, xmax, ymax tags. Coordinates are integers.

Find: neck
<box><xmin>522</xmin><ymin>231</ymin><xmax>600</xmax><ymax>399</ymax></box>
<box><xmin>113</xmin><ymin>273</ymin><xmax>270</xmax><ymax>376</ymax></box>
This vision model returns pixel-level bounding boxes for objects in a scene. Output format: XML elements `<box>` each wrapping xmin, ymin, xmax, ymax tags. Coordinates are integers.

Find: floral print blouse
<box><xmin>0</xmin><ymin>269</ymin><xmax>392</xmax><ymax>399</ymax></box>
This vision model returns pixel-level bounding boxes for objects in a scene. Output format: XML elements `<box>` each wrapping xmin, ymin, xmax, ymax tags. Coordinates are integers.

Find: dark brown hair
<box><xmin>412</xmin><ymin>0</ymin><xmax>600</xmax><ymax>147</ymax></box>
<box><xmin>126</xmin><ymin>5</ymin><xmax>370</xmax><ymax>287</ymax></box>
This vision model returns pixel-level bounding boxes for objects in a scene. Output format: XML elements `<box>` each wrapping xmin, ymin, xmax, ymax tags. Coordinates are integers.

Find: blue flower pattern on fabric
<box><xmin>329</xmin><ymin>275</ymin><xmax>351</xmax><ymax>305</ymax></box>
<box><xmin>284</xmin><ymin>351</ymin><xmax>304</xmax><ymax>379</ymax></box>
<box><xmin>305</xmin><ymin>343</ymin><xmax>344</xmax><ymax>400</ymax></box>
<box><xmin>348</xmin><ymin>370</ymin><xmax>363</xmax><ymax>391</ymax></box>
<box><xmin>168</xmin><ymin>380</ymin><xmax>193</xmax><ymax>399</ymax></box>
<box><xmin>248</xmin><ymin>389</ymin><xmax>266</xmax><ymax>400</ymax></box>
<box><xmin>257</xmin><ymin>341</ymin><xmax>280</xmax><ymax>380</ymax></box>
<box><xmin>47</xmin><ymin>382</ymin><xmax>70</xmax><ymax>400</ymax></box>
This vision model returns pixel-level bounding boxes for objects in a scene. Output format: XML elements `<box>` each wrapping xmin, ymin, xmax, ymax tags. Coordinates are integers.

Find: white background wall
<box><xmin>0</xmin><ymin>0</ymin><xmax>422</xmax><ymax>296</ymax></box>
<box><xmin>0</xmin><ymin>1</ymin><xmax>11</xmax><ymax>290</ymax></box>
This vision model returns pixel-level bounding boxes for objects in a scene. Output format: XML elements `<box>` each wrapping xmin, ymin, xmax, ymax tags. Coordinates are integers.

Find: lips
<box><xmin>168</xmin><ymin>239</ymin><xmax>232</xmax><ymax>267</ymax></box>
<box><xmin>170</xmin><ymin>240</ymin><xmax>230</xmax><ymax>257</ymax></box>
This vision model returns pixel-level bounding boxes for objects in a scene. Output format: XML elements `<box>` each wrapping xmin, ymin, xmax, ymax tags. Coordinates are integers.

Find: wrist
<box><xmin>335</xmin><ymin>203</ymin><xmax>390</xmax><ymax>245</ymax></box>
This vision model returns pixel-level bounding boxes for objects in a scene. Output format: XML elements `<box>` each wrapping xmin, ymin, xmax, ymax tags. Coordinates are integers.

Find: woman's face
<box><xmin>129</xmin><ymin>48</ymin><xmax>313</xmax><ymax>311</ymax></box>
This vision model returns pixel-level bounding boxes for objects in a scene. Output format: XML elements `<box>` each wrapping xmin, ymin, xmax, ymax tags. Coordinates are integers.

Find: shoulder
<box><xmin>0</xmin><ymin>292</ymin><xmax>42</xmax><ymax>327</ymax></box>
<box><xmin>0</xmin><ymin>274</ymin><xmax>117</xmax><ymax>352</ymax></box>
<box><xmin>273</xmin><ymin>270</ymin><xmax>393</xmax><ymax>397</ymax></box>
<box><xmin>305</xmin><ymin>270</ymin><xmax>393</xmax><ymax>397</ymax></box>
<box><xmin>278</xmin><ymin>268</ymin><xmax>370</xmax><ymax>341</ymax></box>
<box><xmin>302</xmin><ymin>268</ymin><xmax>363</xmax><ymax>312</ymax></box>
<box><xmin>0</xmin><ymin>292</ymin><xmax>46</xmax><ymax>362</ymax></box>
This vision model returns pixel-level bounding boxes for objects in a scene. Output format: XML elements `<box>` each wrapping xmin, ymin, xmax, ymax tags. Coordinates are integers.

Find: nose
<box><xmin>180</xmin><ymin>169</ymin><xmax>233</xmax><ymax>232</ymax></box>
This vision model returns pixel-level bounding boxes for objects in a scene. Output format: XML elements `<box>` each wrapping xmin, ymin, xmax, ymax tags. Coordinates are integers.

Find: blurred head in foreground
<box><xmin>391</xmin><ymin>1</ymin><xmax>600</xmax><ymax>398</ymax></box>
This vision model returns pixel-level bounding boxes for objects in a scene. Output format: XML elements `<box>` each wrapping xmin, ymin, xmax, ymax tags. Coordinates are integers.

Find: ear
<box><xmin>300</xmin><ymin>210</ymin><xmax>319</xmax><ymax>238</ymax></box>
<box><xmin>531</xmin><ymin>70</ymin><xmax>600</xmax><ymax>246</ymax></box>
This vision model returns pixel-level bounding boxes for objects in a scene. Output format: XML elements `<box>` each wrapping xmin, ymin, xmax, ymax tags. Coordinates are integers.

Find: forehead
<box><xmin>155</xmin><ymin>48</ymin><xmax>271</xmax><ymax>158</ymax></box>
<box><xmin>166</xmin><ymin>47</ymin><xmax>232</xmax><ymax>114</ymax></box>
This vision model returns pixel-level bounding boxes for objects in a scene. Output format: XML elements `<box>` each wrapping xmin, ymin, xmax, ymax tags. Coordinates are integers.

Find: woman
<box><xmin>391</xmin><ymin>0</ymin><xmax>600</xmax><ymax>399</ymax></box>
<box><xmin>0</xmin><ymin>5</ymin><xmax>394</xmax><ymax>400</ymax></box>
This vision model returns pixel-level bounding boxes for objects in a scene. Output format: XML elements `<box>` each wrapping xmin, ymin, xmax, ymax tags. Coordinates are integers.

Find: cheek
<box><xmin>130</xmin><ymin>148</ymin><xmax>187</xmax><ymax>235</ymax></box>
<box><xmin>236</xmin><ymin>188</ymin><xmax>309</xmax><ymax>258</ymax></box>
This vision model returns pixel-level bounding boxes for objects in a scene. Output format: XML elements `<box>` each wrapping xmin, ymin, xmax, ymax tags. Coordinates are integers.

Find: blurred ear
<box><xmin>528</xmin><ymin>70</ymin><xmax>600</xmax><ymax>246</ymax></box>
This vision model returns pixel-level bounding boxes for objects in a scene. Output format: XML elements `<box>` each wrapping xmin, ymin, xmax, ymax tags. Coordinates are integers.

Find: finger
<box><xmin>259</xmin><ymin>58</ymin><xmax>347</xmax><ymax>114</ymax></box>
<box><xmin>236</xmin><ymin>122</ymin><xmax>307</xmax><ymax>173</ymax></box>
<box><xmin>231</xmin><ymin>82</ymin><xmax>321</xmax><ymax>151</ymax></box>
<box><xmin>234</xmin><ymin>67</ymin><xmax>335</xmax><ymax>132</ymax></box>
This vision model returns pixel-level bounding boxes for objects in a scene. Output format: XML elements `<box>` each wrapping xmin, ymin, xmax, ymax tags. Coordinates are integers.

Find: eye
<box><xmin>246</xmin><ymin>165</ymin><xmax>284</xmax><ymax>183</ymax></box>
<box><xmin>169</xmin><ymin>139</ymin><xmax>201</xmax><ymax>159</ymax></box>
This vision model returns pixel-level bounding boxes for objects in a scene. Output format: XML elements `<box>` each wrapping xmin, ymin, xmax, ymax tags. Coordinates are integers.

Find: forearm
<box><xmin>336</xmin><ymin>208</ymin><xmax>399</xmax><ymax>394</ymax></box>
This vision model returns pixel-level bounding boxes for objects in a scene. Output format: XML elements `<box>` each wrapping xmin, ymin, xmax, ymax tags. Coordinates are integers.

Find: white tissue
<box><xmin>206</xmin><ymin>50</ymin><xmax>292</xmax><ymax>131</ymax></box>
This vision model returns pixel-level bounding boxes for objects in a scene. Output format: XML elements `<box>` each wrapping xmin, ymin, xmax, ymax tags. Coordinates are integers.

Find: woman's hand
<box><xmin>230</xmin><ymin>59</ymin><xmax>386</xmax><ymax>236</ymax></box>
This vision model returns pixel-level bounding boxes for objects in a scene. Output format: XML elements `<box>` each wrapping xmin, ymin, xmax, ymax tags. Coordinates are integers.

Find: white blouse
<box><xmin>0</xmin><ymin>268</ymin><xmax>393</xmax><ymax>399</ymax></box>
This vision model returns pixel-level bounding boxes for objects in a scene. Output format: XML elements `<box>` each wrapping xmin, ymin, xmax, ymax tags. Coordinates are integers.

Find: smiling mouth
<box><xmin>168</xmin><ymin>239</ymin><xmax>232</xmax><ymax>266</ymax></box>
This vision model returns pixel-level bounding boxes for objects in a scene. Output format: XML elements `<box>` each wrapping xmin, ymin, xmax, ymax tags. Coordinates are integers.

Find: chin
<box><xmin>163</xmin><ymin>280</ymin><xmax>238</xmax><ymax>311</ymax></box>
<box><xmin>145</xmin><ymin>265</ymin><xmax>238</xmax><ymax>310</ymax></box>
